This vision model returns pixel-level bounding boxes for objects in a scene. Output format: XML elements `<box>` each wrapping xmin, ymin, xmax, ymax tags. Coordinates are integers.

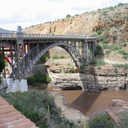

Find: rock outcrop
<box><xmin>49</xmin><ymin>65</ymin><xmax>128</xmax><ymax>91</ymax></box>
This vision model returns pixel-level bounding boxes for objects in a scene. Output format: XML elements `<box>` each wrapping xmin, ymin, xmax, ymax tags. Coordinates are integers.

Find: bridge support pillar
<box><xmin>15</xmin><ymin>42</ymin><xmax>20</xmax><ymax>79</ymax></box>
<box><xmin>2</xmin><ymin>47</ymin><xmax>6</xmax><ymax>78</ymax></box>
<box><xmin>14</xmin><ymin>29</ymin><xmax>24</xmax><ymax>79</ymax></box>
<box><xmin>81</xmin><ymin>40</ymin><xmax>88</xmax><ymax>65</ymax></box>
<box><xmin>82</xmin><ymin>40</ymin><xmax>96</xmax><ymax>66</ymax></box>
<box><xmin>14</xmin><ymin>39</ymin><xmax>23</xmax><ymax>79</ymax></box>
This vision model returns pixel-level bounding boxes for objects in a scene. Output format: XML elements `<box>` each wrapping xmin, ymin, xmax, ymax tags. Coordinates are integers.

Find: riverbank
<box><xmin>49</xmin><ymin>90</ymin><xmax>87</xmax><ymax>124</ymax></box>
<box><xmin>48</xmin><ymin>89</ymin><xmax>128</xmax><ymax>119</ymax></box>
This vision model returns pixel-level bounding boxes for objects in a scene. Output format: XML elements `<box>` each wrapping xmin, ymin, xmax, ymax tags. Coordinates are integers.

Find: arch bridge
<box><xmin>0</xmin><ymin>30</ymin><xmax>98</xmax><ymax>79</ymax></box>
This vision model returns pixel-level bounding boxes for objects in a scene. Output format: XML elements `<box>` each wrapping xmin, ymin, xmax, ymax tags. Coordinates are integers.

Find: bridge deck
<box><xmin>0</xmin><ymin>33</ymin><xmax>98</xmax><ymax>42</ymax></box>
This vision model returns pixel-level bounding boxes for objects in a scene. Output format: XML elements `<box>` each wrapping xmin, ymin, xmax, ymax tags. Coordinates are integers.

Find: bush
<box><xmin>96</xmin><ymin>31</ymin><xmax>102</xmax><ymax>35</ymax></box>
<box><xmin>66</xmin><ymin>14</ymin><xmax>71</xmax><ymax>18</ymax></box>
<box><xmin>88</xmin><ymin>113</ymin><xmax>117</xmax><ymax>128</ymax></box>
<box><xmin>100</xmin><ymin>43</ymin><xmax>111</xmax><ymax>49</ymax></box>
<box><xmin>94</xmin><ymin>45</ymin><xmax>104</xmax><ymax>56</ymax></box>
<box><xmin>0</xmin><ymin>90</ymin><xmax>78</xmax><ymax>128</ymax></box>
<box><xmin>111</xmin><ymin>44</ymin><xmax>120</xmax><ymax>51</ymax></box>
<box><xmin>38</xmin><ymin>54</ymin><xmax>49</xmax><ymax>64</ymax></box>
<box><xmin>0</xmin><ymin>54</ymin><xmax>5</xmax><ymax>84</ymax></box>
<box><xmin>123</xmin><ymin>55</ymin><xmax>128</xmax><ymax>60</ymax></box>
<box><xmin>52</xmin><ymin>55</ymin><xmax>67</xmax><ymax>59</ymax></box>
<box><xmin>39</xmin><ymin>56</ymin><xmax>48</xmax><ymax>63</ymax></box>
<box><xmin>0</xmin><ymin>54</ymin><xmax>5</xmax><ymax>74</ymax></box>
<box><xmin>94</xmin><ymin>59</ymin><xmax>106</xmax><ymax>67</ymax></box>
<box><xmin>102</xmin><ymin>38</ymin><xmax>109</xmax><ymax>44</ymax></box>
<box><xmin>27</xmin><ymin>72</ymin><xmax>51</xmax><ymax>87</ymax></box>
<box><xmin>119</xmin><ymin>111</ymin><xmax>128</xmax><ymax>128</ymax></box>
<box><xmin>117</xmin><ymin>50</ymin><xmax>128</xmax><ymax>60</ymax></box>
<box><xmin>118</xmin><ymin>49</ymin><xmax>126</xmax><ymax>55</ymax></box>
<box><xmin>113</xmin><ymin>64</ymin><xmax>128</xmax><ymax>71</ymax></box>
<box><xmin>118</xmin><ymin>50</ymin><xmax>128</xmax><ymax>55</ymax></box>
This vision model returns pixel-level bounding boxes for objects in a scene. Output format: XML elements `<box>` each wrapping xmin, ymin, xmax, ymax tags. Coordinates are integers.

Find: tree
<box><xmin>66</xmin><ymin>14</ymin><xmax>71</xmax><ymax>18</ymax></box>
<box><xmin>0</xmin><ymin>54</ymin><xmax>5</xmax><ymax>74</ymax></box>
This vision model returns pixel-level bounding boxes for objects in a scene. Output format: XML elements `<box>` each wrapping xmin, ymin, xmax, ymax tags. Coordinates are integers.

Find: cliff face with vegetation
<box><xmin>25</xmin><ymin>3</ymin><xmax>128</xmax><ymax>44</ymax></box>
<box><xmin>24</xmin><ymin>3</ymin><xmax>128</xmax><ymax>65</ymax></box>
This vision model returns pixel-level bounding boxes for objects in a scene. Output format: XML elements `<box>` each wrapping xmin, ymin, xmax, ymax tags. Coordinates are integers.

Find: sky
<box><xmin>0</xmin><ymin>0</ymin><xmax>128</xmax><ymax>31</ymax></box>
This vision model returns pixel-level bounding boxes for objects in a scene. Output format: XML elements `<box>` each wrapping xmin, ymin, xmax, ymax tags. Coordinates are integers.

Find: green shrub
<box><xmin>118</xmin><ymin>49</ymin><xmax>125</xmax><ymax>55</ymax></box>
<box><xmin>0</xmin><ymin>90</ymin><xmax>78</xmax><ymax>128</ymax></box>
<box><xmin>66</xmin><ymin>14</ymin><xmax>71</xmax><ymax>18</ymax></box>
<box><xmin>113</xmin><ymin>64</ymin><xmax>128</xmax><ymax>71</ymax></box>
<box><xmin>0</xmin><ymin>54</ymin><xmax>5</xmax><ymax>74</ymax></box>
<box><xmin>100</xmin><ymin>43</ymin><xmax>111</xmax><ymax>49</ymax></box>
<box><xmin>123</xmin><ymin>55</ymin><xmax>128</xmax><ymax>60</ymax></box>
<box><xmin>123</xmin><ymin>64</ymin><xmax>128</xmax><ymax>70</ymax></box>
<box><xmin>94</xmin><ymin>45</ymin><xmax>104</xmax><ymax>56</ymax></box>
<box><xmin>109</xmin><ymin>7</ymin><xmax>114</xmax><ymax>11</ymax></box>
<box><xmin>0</xmin><ymin>54</ymin><xmax>5</xmax><ymax>84</ymax></box>
<box><xmin>37</xmin><ymin>52</ymin><xmax>49</xmax><ymax>64</ymax></box>
<box><xmin>97</xmin><ymin>31</ymin><xmax>102</xmax><ymax>35</ymax></box>
<box><xmin>52</xmin><ymin>55</ymin><xmax>67</xmax><ymax>59</ymax></box>
<box><xmin>39</xmin><ymin>55</ymin><xmax>49</xmax><ymax>63</ymax></box>
<box><xmin>100</xmin><ymin>43</ymin><xmax>127</xmax><ymax>56</ymax></box>
<box><xmin>64</xmin><ymin>68</ymin><xmax>75</xmax><ymax>73</ymax></box>
<box><xmin>111</xmin><ymin>44</ymin><xmax>120</xmax><ymax>51</ymax></box>
<box><xmin>120</xmin><ymin>42</ymin><xmax>128</xmax><ymax>47</ymax></box>
<box><xmin>117</xmin><ymin>50</ymin><xmax>128</xmax><ymax>60</ymax></box>
<box><xmin>93</xmin><ymin>59</ymin><xmax>106</xmax><ymax>67</ymax></box>
<box><xmin>101</xmin><ymin>10</ymin><xmax>108</xmax><ymax>15</ymax></box>
<box><xmin>118</xmin><ymin>50</ymin><xmax>128</xmax><ymax>55</ymax></box>
<box><xmin>27</xmin><ymin>72</ymin><xmax>51</xmax><ymax>87</ymax></box>
<box><xmin>102</xmin><ymin>38</ymin><xmax>109</xmax><ymax>44</ymax></box>
<box><xmin>119</xmin><ymin>111</ymin><xmax>128</xmax><ymax>128</ymax></box>
<box><xmin>88</xmin><ymin>114</ymin><xmax>117</xmax><ymax>128</ymax></box>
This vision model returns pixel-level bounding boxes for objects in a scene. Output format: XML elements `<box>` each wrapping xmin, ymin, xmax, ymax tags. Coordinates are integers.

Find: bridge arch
<box><xmin>15</xmin><ymin>42</ymin><xmax>84</xmax><ymax>90</ymax></box>
<box><xmin>17</xmin><ymin>42</ymin><xmax>82</xmax><ymax>78</ymax></box>
<box><xmin>34</xmin><ymin>42</ymin><xmax>81</xmax><ymax>67</ymax></box>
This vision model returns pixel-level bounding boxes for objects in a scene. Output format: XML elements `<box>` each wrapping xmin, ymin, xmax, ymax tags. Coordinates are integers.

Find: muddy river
<box><xmin>49</xmin><ymin>90</ymin><xmax>128</xmax><ymax>117</ymax></box>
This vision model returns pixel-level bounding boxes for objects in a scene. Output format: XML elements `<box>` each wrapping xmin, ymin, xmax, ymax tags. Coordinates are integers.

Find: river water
<box><xmin>49</xmin><ymin>90</ymin><xmax>128</xmax><ymax>117</ymax></box>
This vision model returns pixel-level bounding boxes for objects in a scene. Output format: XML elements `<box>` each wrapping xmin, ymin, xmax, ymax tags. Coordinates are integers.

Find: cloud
<box><xmin>0</xmin><ymin>0</ymin><xmax>128</xmax><ymax>30</ymax></box>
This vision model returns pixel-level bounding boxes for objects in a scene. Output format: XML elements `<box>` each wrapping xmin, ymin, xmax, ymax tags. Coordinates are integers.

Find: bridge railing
<box><xmin>0</xmin><ymin>33</ymin><xmax>98</xmax><ymax>40</ymax></box>
<box><xmin>21</xmin><ymin>34</ymin><xmax>97</xmax><ymax>40</ymax></box>
<box><xmin>0</xmin><ymin>33</ymin><xmax>98</xmax><ymax>41</ymax></box>
<box><xmin>0</xmin><ymin>33</ymin><xmax>17</xmax><ymax>38</ymax></box>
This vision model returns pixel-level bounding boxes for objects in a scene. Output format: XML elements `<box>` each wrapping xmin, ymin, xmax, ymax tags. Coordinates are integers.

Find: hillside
<box><xmin>0</xmin><ymin>28</ymin><xmax>13</xmax><ymax>33</ymax></box>
<box><xmin>25</xmin><ymin>3</ymin><xmax>128</xmax><ymax>67</ymax></box>
<box><xmin>25</xmin><ymin>3</ymin><xmax>128</xmax><ymax>44</ymax></box>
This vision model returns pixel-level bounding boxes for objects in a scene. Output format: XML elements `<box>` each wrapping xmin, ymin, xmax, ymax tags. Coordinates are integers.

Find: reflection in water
<box><xmin>60</xmin><ymin>90</ymin><xmax>128</xmax><ymax>117</ymax></box>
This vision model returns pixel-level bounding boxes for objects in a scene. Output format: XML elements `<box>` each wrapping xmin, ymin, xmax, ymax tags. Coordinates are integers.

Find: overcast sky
<box><xmin>0</xmin><ymin>0</ymin><xmax>128</xmax><ymax>30</ymax></box>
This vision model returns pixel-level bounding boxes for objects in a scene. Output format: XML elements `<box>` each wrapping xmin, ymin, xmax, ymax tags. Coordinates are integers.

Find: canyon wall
<box><xmin>49</xmin><ymin>66</ymin><xmax>128</xmax><ymax>91</ymax></box>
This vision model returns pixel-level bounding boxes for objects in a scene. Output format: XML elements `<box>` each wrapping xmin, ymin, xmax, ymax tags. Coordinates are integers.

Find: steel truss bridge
<box><xmin>0</xmin><ymin>31</ymin><xmax>98</xmax><ymax>79</ymax></box>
